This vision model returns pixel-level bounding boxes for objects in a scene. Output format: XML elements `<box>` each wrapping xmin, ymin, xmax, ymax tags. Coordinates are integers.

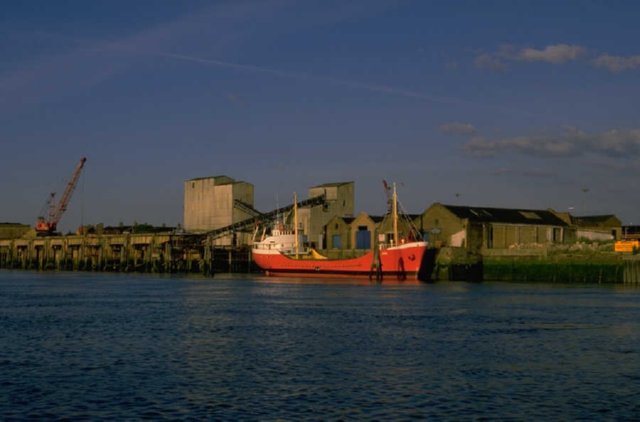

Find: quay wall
<box><xmin>434</xmin><ymin>246</ymin><xmax>638</xmax><ymax>284</ymax></box>
<box><xmin>0</xmin><ymin>233</ymin><xmax>257</xmax><ymax>275</ymax></box>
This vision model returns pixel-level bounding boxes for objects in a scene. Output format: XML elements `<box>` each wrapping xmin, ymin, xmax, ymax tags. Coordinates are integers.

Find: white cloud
<box><xmin>594</xmin><ymin>128</ymin><xmax>640</xmax><ymax>155</ymax></box>
<box><xmin>465</xmin><ymin>134</ymin><xmax>579</xmax><ymax>157</ymax></box>
<box><xmin>517</xmin><ymin>44</ymin><xmax>586</xmax><ymax>64</ymax></box>
<box><xmin>463</xmin><ymin>127</ymin><xmax>640</xmax><ymax>159</ymax></box>
<box><xmin>474</xmin><ymin>43</ymin><xmax>586</xmax><ymax>71</ymax></box>
<box><xmin>593</xmin><ymin>54</ymin><xmax>640</xmax><ymax>72</ymax></box>
<box><xmin>475</xmin><ymin>43</ymin><xmax>640</xmax><ymax>74</ymax></box>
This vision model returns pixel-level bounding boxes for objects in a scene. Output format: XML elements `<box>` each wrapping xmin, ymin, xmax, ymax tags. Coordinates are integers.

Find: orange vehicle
<box><xmin>614</xmin><ymin>240</ymin><xmax>640</xmax><ymax>253</ymax></box>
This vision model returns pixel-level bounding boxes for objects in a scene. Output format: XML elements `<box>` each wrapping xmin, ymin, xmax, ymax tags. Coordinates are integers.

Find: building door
<box><xmin>356</xmin><ymin>227</ymin><xmax>371</xmax><ymax>249</ymax></box>
<box><xmin>332</xmin><ymin>234</ymin><xmax>342</xmax><ymax>249</ymax></box>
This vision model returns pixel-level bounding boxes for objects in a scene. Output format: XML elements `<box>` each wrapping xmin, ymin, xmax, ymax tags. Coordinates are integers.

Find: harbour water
<box><xmin>1</xmin><ymin>271</ymin><xmax>639</xmax><ymax>420</ymax></box>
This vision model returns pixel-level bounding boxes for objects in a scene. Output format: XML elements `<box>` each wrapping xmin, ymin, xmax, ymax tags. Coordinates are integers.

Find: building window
<box><xmin>519</xmin><ymin>211</ymin><xmax>542</xmax><ymax>220</ymax></box>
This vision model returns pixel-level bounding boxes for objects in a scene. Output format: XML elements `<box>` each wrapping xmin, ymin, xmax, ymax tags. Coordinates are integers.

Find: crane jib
<box><xmin>35</xmin><ymin>157</ymin><xmax>87</xmax><ymax>235</ymax></box>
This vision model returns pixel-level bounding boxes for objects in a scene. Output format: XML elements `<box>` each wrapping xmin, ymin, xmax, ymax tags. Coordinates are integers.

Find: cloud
<box><xmin>595</xmin><ymin>128</ymin><xmax>640</xmax><ymax>155</ymax></box>
<box><xmin>439</xmin><ymin>122</ymin><xmax>478</xmax><ymax>136</ymax></box>
<box><xmin>463</xmin><ymin>127</ymin><xmax>640</xmax><ymax>159</ymax></box>
<box><xmin>475</xmin><ymin>43</ymin><xmax>640</xmax><ymax>74</ymax></box>
<box><xmin>474</xmin><ymin>43</ymin><xmax>586</xmax><ymax>71</ymax></box>
<box><xmin>474</xmin><ymin>53</ymin><xmax>508</xmax><ymax>71</ymax></box>
<box><xmin>517</xmin><ymin>44</ymin><xmax>586</xmax><ymax>64</ymax></box>
<box><xmin>592</xmin><ymin>54</ymin><xmax>640</xmax><ymax>72</ymax></box>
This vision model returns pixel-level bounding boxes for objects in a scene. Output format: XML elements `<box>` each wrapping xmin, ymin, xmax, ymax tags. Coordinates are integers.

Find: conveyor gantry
<box><xmin>203</xmin><ymin>194</ymin><xmax>326</xmax><ymax>241</ymax></box>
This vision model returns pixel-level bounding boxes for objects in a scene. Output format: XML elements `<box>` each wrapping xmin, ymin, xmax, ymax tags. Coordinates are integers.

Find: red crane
<box><xmin>36</xmin><ymin>157</ymin><xmax>87</xmax><ymax>235</ymax></box>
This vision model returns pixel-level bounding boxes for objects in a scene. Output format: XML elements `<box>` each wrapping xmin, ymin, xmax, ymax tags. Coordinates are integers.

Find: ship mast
<box><xmin>294</xmin><ymin>192</ymin><xmax>299</xmax><ymax>258</ymax></box>
<box><xmin>392</xmin><ymin>183</ymin><xmax>398</xmax><ymax>245</ymax></box>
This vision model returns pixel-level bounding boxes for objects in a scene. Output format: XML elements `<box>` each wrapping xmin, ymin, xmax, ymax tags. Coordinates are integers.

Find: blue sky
<box><xmin>2</xmin><ymin>0</ymin><xmax>639</xmax><ymax>231</ymax></box>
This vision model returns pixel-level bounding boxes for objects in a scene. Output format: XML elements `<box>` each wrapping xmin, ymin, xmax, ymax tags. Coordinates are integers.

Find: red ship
<box><xmin>252</xmin><ymin>184</ymin><xmax>429</xmax><ymax>281</ymax></box>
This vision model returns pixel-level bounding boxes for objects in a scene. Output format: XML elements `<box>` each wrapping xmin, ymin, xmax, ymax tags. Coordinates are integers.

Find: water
<box><xmin>1</xmin><ymin>271</ymin><xmax>639</xmax><ymax>420</ymax></box>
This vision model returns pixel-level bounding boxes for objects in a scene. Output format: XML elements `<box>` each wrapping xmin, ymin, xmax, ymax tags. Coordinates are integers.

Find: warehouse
<box><xmin>418</xmin><ymin>203</ymin><xmax>571</xmax><ymax>252</ymax></box>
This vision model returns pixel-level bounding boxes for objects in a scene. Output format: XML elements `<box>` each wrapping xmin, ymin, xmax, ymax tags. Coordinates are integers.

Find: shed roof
<box><xmin>311</xmin><ymin>181</ymin><xmax>353</xmax><ymax>188</ymax></box>
<box><xmin>440</xmin><ymin>204</ymin><xmax>569</xmax><ymax>226</ymax></box>
<box><xmin>572</xmin><ymin>215</ymin><xmax>621</xmax><ymax>226</ymax></box>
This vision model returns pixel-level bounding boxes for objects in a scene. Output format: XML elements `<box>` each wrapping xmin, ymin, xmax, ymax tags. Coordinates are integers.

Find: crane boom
<box><xmin>36</xmin><ymin>157</ymin><xmax>87</xmax><ymax>235</ymax></box>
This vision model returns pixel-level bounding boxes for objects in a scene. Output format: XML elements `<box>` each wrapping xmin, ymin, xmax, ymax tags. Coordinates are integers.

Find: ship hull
<box><xmin>252</xmin><ymin>242</ymin><xmax>429</xmax><ymax>281</ymax></box>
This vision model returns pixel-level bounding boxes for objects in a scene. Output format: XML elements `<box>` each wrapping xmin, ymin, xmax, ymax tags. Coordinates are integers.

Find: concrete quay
<box><xmin>0</xmin><ymin>233</ymin><xmax>253</xmax><ymax>275</ymax></box>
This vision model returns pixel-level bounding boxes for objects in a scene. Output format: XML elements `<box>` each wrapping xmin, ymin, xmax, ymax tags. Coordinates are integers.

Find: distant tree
<box><xmin>133</xmin><ymin>222</ymin><xmax>154</xmax><ymax>234</ymax></box>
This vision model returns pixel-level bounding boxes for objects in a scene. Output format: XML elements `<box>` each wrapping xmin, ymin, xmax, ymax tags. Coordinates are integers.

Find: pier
<box><xmin>0</xmin><ymin>233</ymin><xmax>255</xmax><ymax>275</ymax></box>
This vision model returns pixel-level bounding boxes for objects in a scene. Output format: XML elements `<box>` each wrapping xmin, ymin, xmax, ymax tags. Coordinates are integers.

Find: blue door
<box><xmin>356</xmin><ymin>230</ymin><xmax>371</xmax><ymax>249</ymax></box>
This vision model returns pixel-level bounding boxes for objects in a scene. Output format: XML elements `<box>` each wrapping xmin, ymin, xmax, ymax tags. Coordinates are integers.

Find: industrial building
<box><xmin>297</xmin><ymin>182</ymin><xmax>355</xmax><ymax>249</ymax></box>
<box><xmin>182</xmin><ymin>177</ymin><xmax>355</xmax><ymax>249</ymax></box>
<box><xmin>183</xmin><ymin>175</ymin><xmax>255</xmax><ymax>245</ymax></box>
<box><xmin>417</xmin><ymin>204</ymin><xmax>571</xmax><ymax>252</ymax></box>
